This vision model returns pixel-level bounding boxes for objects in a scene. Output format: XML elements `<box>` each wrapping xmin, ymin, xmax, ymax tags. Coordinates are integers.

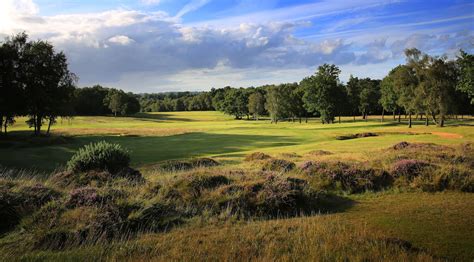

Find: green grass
<box><xmin>1</xmin><ymin>112</ymin><xmax>473</xmax><ymax>171</ymax></box>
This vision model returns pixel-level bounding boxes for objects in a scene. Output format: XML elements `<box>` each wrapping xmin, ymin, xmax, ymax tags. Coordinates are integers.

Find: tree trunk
<box><xmin>47</xmin><ymin>118</ymin><xmax>53</xmax><ymax>135</ymax></box>
<box><xmin>338</xmin><ymin>115</ymin><xmax>341</xmax><ymax>124</ymax></box>
<box><xmin>3</xmin><ymin>120</ymin><xmax>7</xmax><ymax>135</ymax></box>
<box><xmin>299</xmin><ymin>117</ymin><xmax>302</xmax><ymax>124</ymax></box>
<box><xmin>398</xmin><ymin>110</ymin><xmax>401</xmax><ymax>123</ymax></box>
<box><xmin>305</xmin><ymin>117</ymin><xmax>308</xmax><ymax>123</ymax></box>
<box><xmin>438</xmin><ymin>114</ymin><xmax>445</xmax><ymax>127</ymax></box>
<box><xmin>381</xmin><ymin>110</ymin><xmax>384</xmax><ymax>122</ymax></box>
<box><xmin>36</xmin><ymin>115</ymin><xmax>42</xmax><ymax>135</ymax></box>
<box><xmin>425</xmin><ymin>113</ymin><xmax>429</xmax><ymax>126</ymax></box>
<box><xmin>408</xmin><ymin>113</ymin><xmax>412</xmax><ymax>128</ymax></box>
<box><xmin>353</xmin><ymin>113</ymin><xmax>356</xmax><ymax>122</ymax></box>
<box><xmin>0</xmin><ymin>115</ymin><xmax>3</xmax><ymax>135</ymax></box>
<box><xmin>365</xmin><ymin>113</ymin><xmax>368</xmax><ymax>122</ymax></box>
<box><xmin>32</xmin><ymin>115</ymin><xmax>37</xmax><ymax>135</ymax></box>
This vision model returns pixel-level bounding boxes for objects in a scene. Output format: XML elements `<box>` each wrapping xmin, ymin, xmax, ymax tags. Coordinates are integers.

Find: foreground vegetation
<box><xmin>0</xmin><ymin>112</ymin><xmax>473</xmax><ymax>261</ymax></box>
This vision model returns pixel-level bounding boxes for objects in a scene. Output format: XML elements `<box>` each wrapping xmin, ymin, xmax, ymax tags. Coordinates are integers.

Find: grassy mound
<box><xmin>261</xmin><ymin>159</ymin><xmax>296</xmax><ymax>172</ymax></box>
<box><xmin>244</xmin><ymin>152</ymin><xmax>271</xmax><ymax>161</ymax></box>
<box><xmin>158</xmin><ymin>158</ymin><xmax>220</xmax><ymax>172</ymax></box>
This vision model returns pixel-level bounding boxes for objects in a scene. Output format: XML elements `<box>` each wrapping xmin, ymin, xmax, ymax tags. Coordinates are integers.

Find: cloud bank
<box><xmin>0</xmin><ymin>0</ymin><xmax>472</xmax><ymax>92</ymax></box>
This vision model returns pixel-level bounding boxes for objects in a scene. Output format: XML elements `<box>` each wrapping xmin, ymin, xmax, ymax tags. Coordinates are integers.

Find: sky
<box><xmin>0</xmin><ymin>0</ymin><xmax>473</xmax><ymax>93</ymax></box>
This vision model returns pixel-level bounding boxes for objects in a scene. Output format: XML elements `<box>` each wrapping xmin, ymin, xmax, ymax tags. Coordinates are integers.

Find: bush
<box><xmin>303</xmin><ymin>162</ymin><xmax>393</xmax><ymax>193</ymax></box>
<box><xmin>66</xmin><ymin>141</ymin><xmax>130</xmax><ymax>174</ymax></box>
<box><xmin>262</xmin><ymin>159</ymin><xmax>295</xmax><ymax>172</ymax></box>
<box><xmin>215</xmin><ymin>175</ymin><xmax>348</xmax><ymax>217</ymax></box>
<box><xmin>190</xmin><ymin>158</ymin><xmax>220</xmax><ymax>168</ymax></box>
<box><xmin>306</xmin><ymin>150</ymin><xmax>332</xmax><ymax>156</ymax></box>
<box><xmin>392</xmin><ymin>141</ymin><xmax>410</xmax><ymax>150</ymax></box>
<box><xmin>49</xmin><ymin>170</ymin><xmax>112</xmax><ymax>188</ymax></box>
<box><xmin>244</xmin><ymin>152</ymin><xmax>271</xmax><ymax>161</ymax></box>
<box><xmin>159</xmin><ymin>158</ymin><xmax>220</xmax><ymax>172</ymax></box>
<box><xmin>65</xmin><ymin>187</ymin><xmax>108</xmax><ymax>208</ymax></box>
<box><xmin>0</xmin><ymin>183</ymin><xmax>60</xmax><ymax>234</ymax></box>
<box><xmin>33</xmin><ymin>206</ymin><xmax>123</xmax><ymax>250</ymax></box>
<box><xmin>126</xmin><ymin>203</ymin><xmax>183</xmax><ymax>232</ymax></box>
<box><xmin>391</xmin><ymin>159</ymin><xmax>431</xmax><ymax>179</ymax></box>
<box><xmin>336</xmin><ymin>133</ymin><xmax>378</xmax><ymax>140</ymax></box>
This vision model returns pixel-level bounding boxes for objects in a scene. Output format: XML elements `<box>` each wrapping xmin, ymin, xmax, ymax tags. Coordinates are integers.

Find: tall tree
<box><xmin>345</xmin><ymin>75</ymin><xmax>361</xmax><ymax>121</ymax></box>
<box><xmin>265</xmin><ymin>85</ymin><xmax>286</xmax><ymax>123</ymax></box>
<box><xmin>0</xmin><ymin>33</ymin><xmax>28</xmax><ymax>134</ymax></box>
<box><xmin>248</xmin><ymin>91</ymin><xmax>265</xmax><ymax>120</ymax></box>
<box><xmin>380</xmin><ymin>72</ymin><xmax>401</xmax><ymax>121</ymax></box>
<box><xmin>456</xmin><ymin>50</ymin><xmax>474</xmax><ymax>104</ymax></box>
<box><xmin>391</xmin><ymin>65</ymin><xmax>418</xmax><ymax>128</ymax></box>
<box><xmin>358</xmin><ymin>78</ymin><xmax>381</xmax><ymax>121</ymax></box>
<box><xmin>302</xmin><ymin>64</ymin><xmax>341</xmax><ymax>124</ymax></box>
<box><xmin>22</xmin><ymin>38</ymin><xmax>76</xmax><ymax>135</ymax></box>
<box><xmin>104</xmin><ymin>89</ymin><xmax>127</xmax><ymax>117</ymax></box>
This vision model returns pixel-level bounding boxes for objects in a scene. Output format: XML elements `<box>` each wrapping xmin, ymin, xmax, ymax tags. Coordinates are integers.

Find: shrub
<box><xmin>299</xmin><ymin>161</ymin><xmax>325</xmax><ymax>173</ymax></box>
<box><xmin>336</xmin><ymin>133</ymin><xmax>378</xmax><ymax>140</ymax></box>
<box><xmin>115</xmin><ymin>167</ymin><xmax>145</xmax><ymax>183</ymax></box>
<box><xmin>159</xmin><ymin>160</ymin><xmax>193</xmax><ymax>172</ymax></box>
<box><xmin>262</xmin><ymin>159</ymin><xmax>295</xmax><ymax>172</ymax></box>
<box><xmin>126</xmin><ymin>203</ymin><xmax>183</xmax><ymax>232</ymax></box>
<box><xmin>392</xmin><ymin>141</ymin><xmax>410</xmax><ymax>150</ymax></box>
<box><xmin>411</xmin><ymin>167</ymin><xmax>474</xmax><ymax>192</ymax></box>
<box><xmin>190</xmin><ymin>158</ymin><xmax>220</xmax><ymax>168</ymax></box>
<box><xmin>164</xmin><ymin>173</ymin><xmax>231</xmax><ymax>200</ymax></box>
<box><xmin>244</xmin><ymin>152</ymin><xmax>271</xmax><ymax>161</ymax></box>
<box><xmin>33</xmin><ymin>206</ymin><xmax>123</xmax><ymax>250</ymax></box>
<box><xmin>303</xmin><ymin>162</ymin><xmax>393</xmax><ymax>193</ymax></box>
<box><xmin>391</xmin><ymin>159</ymin><xmax>431</xmax><ymax>179</ymax></box>
<box><xmin>65</xmin><ymin>187</ymin><xmax>108</xmax><ymax>208</ymax></box>
<box><xmin>159</xmin><ymin>158</ymin><xmax>220</xmax><ymax>172</ymax></box>
<box><xmin>306</xmin><ymin>150</ymin><xmax>332</xmax><ymax>156</ymax></box>
<box><xmin>66</xmin><ymin>141</ymin><xmax>130</xmax><ymax>174</ymax></box>
<box><xmin>280</xmin><ymin>152</ymin><xmax>300</xmax><ymax>158</ymax></box>
<box><xmin>216</xmin><ymin>176</ymin><xmax>348</xmax><ymax>217</ymax></box>
<box><xmin>49</xmin><ymin>170</ymin><xmax>112</xmax><ymax>188</ymax></box>
<box><xmin>0</xmin><ymin>183</ymin><xmax>60</xmax><ymax>234</ymax></box>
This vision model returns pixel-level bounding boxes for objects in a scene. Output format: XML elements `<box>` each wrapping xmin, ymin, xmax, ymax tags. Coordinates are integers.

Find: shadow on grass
<box><xmin>133</xmin><ymin>113</ymin><xmax>195</xmax><ymax>122</ymax></box>
<box><xmin>0</xmin><ymin>132</ymin><xmax>299</xmax><ymax>172</ymax></box>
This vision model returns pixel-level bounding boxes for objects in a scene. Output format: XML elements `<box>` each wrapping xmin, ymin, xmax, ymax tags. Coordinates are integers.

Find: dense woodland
<box><xmin>1</xmin><ymin>33</ymin><xmax>473</xmax><ymax>135</ymax></box>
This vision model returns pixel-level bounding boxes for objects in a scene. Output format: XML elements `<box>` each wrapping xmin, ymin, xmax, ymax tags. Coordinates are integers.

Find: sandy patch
<box><xmin>431</xmin><ymin>132</ymin><xmax>463</xmax><ymax>139</ymax></box>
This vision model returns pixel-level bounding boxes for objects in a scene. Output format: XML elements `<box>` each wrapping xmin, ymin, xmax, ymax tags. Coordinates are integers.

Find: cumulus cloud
<box><xmin>108</xmin><ymin>35</ymin><xmax>135</xmax><ymax>45</ymax></box>
<box><xmin>1</xmin><ymin>0</ymin><xmax>472</xmax><ymax>91</ymax></box>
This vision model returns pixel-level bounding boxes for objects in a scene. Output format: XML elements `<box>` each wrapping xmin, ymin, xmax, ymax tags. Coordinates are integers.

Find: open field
<box><xmin>1</xmin><ymin>111</ymin><xmax>473</xmax><ymax>171</ymax></box>
<box><xmin>1</xmin><ymin>111</ymin><xmax>473</xmax><ymax>261</ymax></box>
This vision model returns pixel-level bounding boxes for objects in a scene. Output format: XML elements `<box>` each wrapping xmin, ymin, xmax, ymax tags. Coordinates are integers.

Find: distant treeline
<box><xmin>1</xmin><ymin>33</ymin><xmax>473</xmax><ymax>136</ymax></box>
<box><xmin>139</xmin><ymin>49</ymin><xmax>474</xmax><ymax>127</ymax></box>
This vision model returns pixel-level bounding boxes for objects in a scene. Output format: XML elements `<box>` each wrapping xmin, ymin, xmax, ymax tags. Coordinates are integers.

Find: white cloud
<box><xmin>175</xmin><ymin>0</ymin><xmax>212</xmax><ymax>18</ymax></box>
<box><xmin>108</xmin><ymin>35</ymin><xmax>135</xmax><ymax>45</ymax></box>
<box><xmin>0</xmin><ymin>0</ymin><xmax>472</xmax><ymax>92</ymax></box>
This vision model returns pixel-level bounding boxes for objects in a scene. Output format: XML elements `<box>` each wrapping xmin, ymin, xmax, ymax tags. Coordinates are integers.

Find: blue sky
<box><xmin>1</xmin><ymin>0</ymin><xmax>473</xmax><ymax>92</ymax></box>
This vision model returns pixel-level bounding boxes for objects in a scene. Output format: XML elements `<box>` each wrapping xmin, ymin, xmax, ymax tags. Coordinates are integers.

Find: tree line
<box><xmin>138</xmin><ymin>50</ymin><xmax>473</xmax><ymax>127</ymax></box>
<box><xmin>1</xmin><ymin>33</ymin><xmax>473</xmax><ymax>136</ymax></box>
<box><xmin>0</xmin><ymin>33</ymin><xmax>140</xmax><ymax>135</ymax></box>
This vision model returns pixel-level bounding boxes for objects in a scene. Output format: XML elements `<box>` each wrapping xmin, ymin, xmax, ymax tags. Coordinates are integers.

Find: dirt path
<box><xmin>431</xmin><ymin>132</ymin><xmax>463</xmax><ymax>139</ymax></box>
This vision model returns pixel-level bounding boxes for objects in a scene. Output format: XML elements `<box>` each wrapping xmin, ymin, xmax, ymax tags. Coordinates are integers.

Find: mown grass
<box><xmin>1</xmin><ymin>112</ymin><xmax>473</xmax><ymax>171</ymax></box>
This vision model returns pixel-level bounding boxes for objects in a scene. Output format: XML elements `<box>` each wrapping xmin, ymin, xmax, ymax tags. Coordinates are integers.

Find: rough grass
<box><xmin>0</xmin><ymin>112</ymin><xmax>473</xmax><ymax>261</ymax></box>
